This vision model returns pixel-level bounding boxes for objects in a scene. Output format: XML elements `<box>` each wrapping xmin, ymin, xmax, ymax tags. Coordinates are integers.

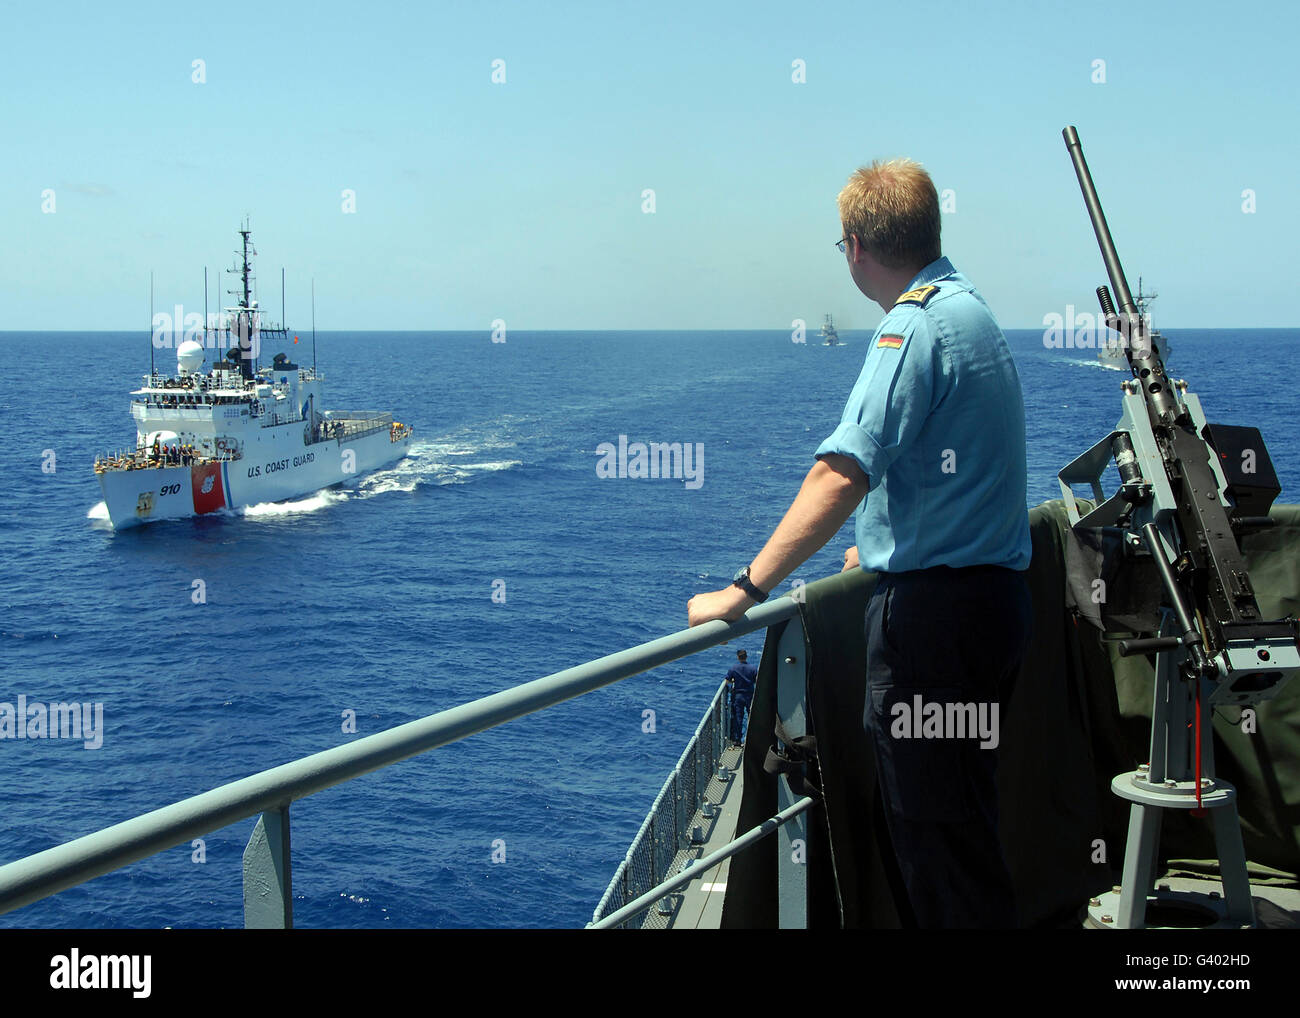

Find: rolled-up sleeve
<box><xmin>814</xmin><ymin>312</ymin><xmax>936</xmax><ymax>489</ymax></box>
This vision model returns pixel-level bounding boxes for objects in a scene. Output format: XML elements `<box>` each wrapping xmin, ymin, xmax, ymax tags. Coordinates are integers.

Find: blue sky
<box><xmin>2</xmin><ymin>0</ymin><xmax>1297</xmax><ymax>330</ymax></box>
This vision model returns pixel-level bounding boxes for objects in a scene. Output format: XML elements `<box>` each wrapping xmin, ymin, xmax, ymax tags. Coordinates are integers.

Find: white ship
<box><xmin>94</xmin><ymin>223</ymin><xmax>413</xmax><ymax>529</ymax></box>
<box><xmin>820</xmin><ymin>313</ymin><xmax>839</xmax><ymax>346</ymax></box>
<box><xmin>1097</xmin><ymin>276</ymin><xmax>1170</xmax><ymax>368</ymax></box>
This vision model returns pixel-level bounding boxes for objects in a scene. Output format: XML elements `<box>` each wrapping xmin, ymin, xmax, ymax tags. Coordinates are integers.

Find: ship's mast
<box><xmin>221</xmin><ymin>218</ymin><xmax>292</xmax><ymax>380</ymax></box>
<box><xmin>224</xmin><ymin>218</ymin><xmax>258</xmax><ymax>380</ymax></box>
<box><xmin>149</xmin><ymin>271</ymin><xmax>155</xmax><ymax>380</ymax></box>
<box><xmin>1134</xmin><ymin>275</ymin><xmax>1158</xmax><ymax>318</ymax></box>
<box><xmin>237</xmin><ymin>222</ymin><xmax>252</xmax><ymax>310</ymax></box>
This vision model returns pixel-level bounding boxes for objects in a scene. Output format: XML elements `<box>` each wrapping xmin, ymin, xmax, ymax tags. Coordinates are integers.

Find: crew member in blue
<box><xmin>687</xmin><ymin>158</ymin><xmax>1032</xmax><ymax>928</ymax></box>
<box><xmin>724</xmin><ymin>649</ymin><xmax>757</xmax><ymax>746</ymax></box>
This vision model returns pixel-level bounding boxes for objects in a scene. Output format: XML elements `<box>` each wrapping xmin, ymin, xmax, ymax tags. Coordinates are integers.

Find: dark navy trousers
<box><xmin>863</xmin><ymin>564</ymin><xmax>1032</xmax><ymax>929</ymax></box>
<box><xmin>729</xmin><ymin>690</ymin><xmax>751</xmax><ymax>744</ymax></box>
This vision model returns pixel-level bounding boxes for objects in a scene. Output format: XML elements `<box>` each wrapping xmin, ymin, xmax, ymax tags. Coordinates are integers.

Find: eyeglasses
<box><xmin>836</xmin><ymin>234</ymin><xmax>852</xmax><ymax>254</ymax></box>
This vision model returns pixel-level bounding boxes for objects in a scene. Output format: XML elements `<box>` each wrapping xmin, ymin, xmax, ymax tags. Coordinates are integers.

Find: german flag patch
<box><xmin>877</xmin><ymin>333</ymin><xmax>905</xmax><ymax>349</ymax></box>
<box><xmin>894</xmin><ymin>285</ymin><xmax>939</xmax><ymax>308</ymax></box>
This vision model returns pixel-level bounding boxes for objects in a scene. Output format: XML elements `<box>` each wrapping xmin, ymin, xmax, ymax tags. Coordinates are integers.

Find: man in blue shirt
<box><xmin>688</xmin><ymin>158</ymin><xmax>1032</xmax><ymax>928</ymax></box>
<box><xmin>724</xmin><ymin>649</ymin><xmax>757</xmax><ymax>746</ymax></box>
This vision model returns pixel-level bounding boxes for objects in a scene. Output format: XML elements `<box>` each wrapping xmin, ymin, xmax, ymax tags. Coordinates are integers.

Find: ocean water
<box><xmin>1</xmin><ymin>326</ymin><xmax>1297</xmax><ymax>929</ymax></box>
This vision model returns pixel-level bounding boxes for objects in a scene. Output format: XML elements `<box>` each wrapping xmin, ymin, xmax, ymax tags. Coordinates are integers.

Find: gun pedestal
<box><xmin>1087</xmin><ymin>616</ymin><xmax>1255</xmax><ymax>930</ymax></box>
<box><xmin>1059</xmin><ymin>124</ymin><xmax>1300</xmax><ymax>931</ymax></box>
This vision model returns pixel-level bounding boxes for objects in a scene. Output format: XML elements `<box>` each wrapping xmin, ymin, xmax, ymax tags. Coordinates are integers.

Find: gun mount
<box><xmin>1057</xmin><ymin>126</ymin><xmax>1299</xmax><ymax>930</ymax></box>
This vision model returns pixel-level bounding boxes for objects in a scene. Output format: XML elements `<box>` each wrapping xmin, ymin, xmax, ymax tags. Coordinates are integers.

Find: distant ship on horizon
<box><xmin>820</xmin><ymin>314</ymin><xmax>839</xmax><ymax>346</ymax></box>
<box><xmin>93</xmin><ymin>221</ymin><xmax>413</xmax><ymax>528</ymax></box>
<box><xmin>1097</xmin><ymin>276</ymin><xmax>1170</xmax><ymax>369</ymax></box>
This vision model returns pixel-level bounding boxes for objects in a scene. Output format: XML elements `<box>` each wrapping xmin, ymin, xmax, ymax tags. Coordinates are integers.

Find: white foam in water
<box><xmin>87</xmin><ymin>501</ymin><xmax>110</xmax><ymax>521</ymax></box>
<box><xmin>356</xmin><ymin>443</ymin><xmax>436</xmax><ymax>495</ymax></box>
<box><xmin>461</xmin><ymin>460</ymin><xmax>522</xmax><ymax>473</ymax></box>
<box><xmin>362</xmin><ymin>437</ymin><xmax>523</xmax><ymax>490</ymax></box>
<box><xmin>430</xmin><ymin>459</ymin><xmax>523</xmax><ymax>485</ymax></box>
<box><xmin>242</xmin><ymin>491</ymin><xmax>340</xmax><ymax>518</ymax></box>
<box><xmin>423</xmin><ymin>444</ymin><xmax>484</xmax><ymax>456</ymax></box>
<box><xmin>1064</xmin><ymin>357</ymin><xmax>1125</xmax><ymax>372</ymax></box>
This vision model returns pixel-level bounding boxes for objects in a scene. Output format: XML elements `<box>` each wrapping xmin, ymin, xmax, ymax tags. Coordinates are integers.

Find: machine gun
<box><xmin>1056</xmin><ymin>126</ymin><xmax>1300</xmax><ymax>929</ymax></box>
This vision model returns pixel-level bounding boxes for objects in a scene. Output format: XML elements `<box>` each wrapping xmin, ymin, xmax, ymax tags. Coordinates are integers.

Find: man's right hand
<box><xmin>842</xmin><ymin>545</ymin><xmax>860</xmax><ymax>572</ymax></box>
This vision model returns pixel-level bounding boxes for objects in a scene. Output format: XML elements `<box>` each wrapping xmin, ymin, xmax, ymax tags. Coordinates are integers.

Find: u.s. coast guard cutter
<box><xmin>94</xmin><ymin>224</ymin><xmax>413</xmax><ymax>529</ymax></box>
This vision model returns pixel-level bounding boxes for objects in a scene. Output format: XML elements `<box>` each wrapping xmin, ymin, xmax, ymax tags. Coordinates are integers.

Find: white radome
<box><xmin>177</xmin><ymin>340</ymin><xmax>205</xmax><ymax>374</ymax></box>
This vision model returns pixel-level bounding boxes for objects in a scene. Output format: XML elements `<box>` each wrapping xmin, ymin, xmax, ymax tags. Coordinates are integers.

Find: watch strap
<box><xmin>732</xmin><ymin>566</ymin><xmax>770</xmax><ymax>603</ymax></box>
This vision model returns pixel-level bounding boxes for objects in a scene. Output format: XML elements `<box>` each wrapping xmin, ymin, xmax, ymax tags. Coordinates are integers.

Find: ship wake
<box><xmin>1066</xmin><ymin>357</ymin><xmax>1127</xmax><ymax>372</ymax></box>
<box><xmin>339</xmin><ymin>436</ymin><xmax>523</xmax><ymax>496</ymax></box>
<box><xmin>242</xmin><ymin>491</ymin><xmax>342</xmax><ymax>518</ymax></box>
<box><xmin>267</xmin><ymin>435</ymin><xmax>523</xmax><ymax>507</ymax></box>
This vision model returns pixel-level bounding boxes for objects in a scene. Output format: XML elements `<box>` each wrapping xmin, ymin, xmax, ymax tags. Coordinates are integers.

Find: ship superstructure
<box><xmin>93</xmin><ymin>223</ymin><xmax>413</xmax><ymax>528</ymax></box>
<box><xmin>1097</xmin><ymin>277</ymin><xmax>1170</xmax><ymax>367</ymax></box>
<box><xmin>820</xmin><ymin>314</ymin><xmax>839</xmax><ymax>346</ymax></box>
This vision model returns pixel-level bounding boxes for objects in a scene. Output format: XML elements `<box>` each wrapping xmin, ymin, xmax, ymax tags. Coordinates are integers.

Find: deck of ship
<box><xmin>648</xmin><ymin>742</ymin><xmax>745</xmax><ymax>930</ymax></box>
<box><xmin>653</xmin><ymin>740</ymin><xmax>1300</xmax><ymax>930</ymax></box>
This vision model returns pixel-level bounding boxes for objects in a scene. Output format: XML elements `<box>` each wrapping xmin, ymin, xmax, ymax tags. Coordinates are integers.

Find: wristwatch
<box><xmin>732</xmin><ymin>566</ymin><xmax>769</xmax><ymax>603</ymax></box>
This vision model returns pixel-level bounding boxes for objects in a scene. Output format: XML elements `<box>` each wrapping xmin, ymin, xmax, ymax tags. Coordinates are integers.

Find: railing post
<box><xmin>243</xmin><ymin>806</ymin><xmax>292</xmax><ymax>929</ymax></box>
<box><xmin>774</xmin><ymin>619</ymin><xmax>809</xmax><ymax>928</ymax></box>
<box><xmin>714</xmin><ymin>691</ymin><xmax>723</xmax><ymax>768</ymax></box>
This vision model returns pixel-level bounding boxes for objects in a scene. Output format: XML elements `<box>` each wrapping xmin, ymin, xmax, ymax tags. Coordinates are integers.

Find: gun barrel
<box><xmin>1062</xmin><ymin>127</ymin><xmax>1136</xmax><ymax>316</ymax></box>
<box><xmin>1063</xmin><ymin>126</ymin><xmax>1181</xmax><ymax>422</ymax></box>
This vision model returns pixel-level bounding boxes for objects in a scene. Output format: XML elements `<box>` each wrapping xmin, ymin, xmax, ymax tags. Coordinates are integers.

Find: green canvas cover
<box><xmin>720</xmin><ymin>500</ymin><xmax>1300</xmax><ymax>928</ymax></box>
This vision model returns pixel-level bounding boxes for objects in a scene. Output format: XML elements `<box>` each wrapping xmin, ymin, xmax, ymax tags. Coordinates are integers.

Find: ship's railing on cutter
<box><xmin>320</xmin><ymin>413</ymin><xmax>395</xmax><ymax>443</ymax></box>
<box><xmin>0</xmin><ymin>595</ymin><xmax>810</xmax><ymax>928</ymax></box>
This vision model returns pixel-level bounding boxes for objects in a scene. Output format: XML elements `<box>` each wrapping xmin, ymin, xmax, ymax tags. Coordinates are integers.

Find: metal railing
<box><xmin>590</xmin><ymin>608</ymin><xmax>815</xmax><ymax>928</ymax></box>
<box><xmin>319</xmin><ymin>412</ymin><xmax>395</xmax><ymax>443</ymax></box>
<box><xmin>589</xmin><ymin>797</ymin><xmax>817</xmax><ymax>930</ymax></box>
<box><xmin>0</xmin><ymin>595</ymin><xmax>801</xmax><ymax>926</ymax></box>
<box><xmin>323</xmin><ymin>411</ymin><xmax>391</xmax><ymax>422</ymax></box>
<box><xmin>590</xmin><ymin>678</ymin><xmax>728</xmax><ymax>928</ymax></box>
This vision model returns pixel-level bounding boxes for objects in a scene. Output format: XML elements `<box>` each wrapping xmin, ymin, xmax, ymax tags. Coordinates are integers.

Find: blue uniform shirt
<box><xmin>726</xmin><ymin>662</ymin><xmax>757</xmax><ymax>702</ymax></box>
<box><xmin>814</xmin><ymin>256</ymin><xmax>1031</xmax><ymax>573</ymax></box>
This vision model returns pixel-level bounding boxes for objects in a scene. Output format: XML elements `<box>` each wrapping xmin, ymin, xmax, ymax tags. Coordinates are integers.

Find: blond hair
<box><xmin>837</xmin><ymin>159</ymin><xmax>941</xmax><ymax>271</ymax></box>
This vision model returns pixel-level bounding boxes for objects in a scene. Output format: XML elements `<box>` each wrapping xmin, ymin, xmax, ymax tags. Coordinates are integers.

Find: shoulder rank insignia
<box><xmin>877</xmin><ymin>334</ymin><xmax>905</xmax><ymax>349</ymax></box>
<box><xmin>893</xmin><ymin>284</ymin><xmax>939</xmax><ymax>309</ymax></box>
